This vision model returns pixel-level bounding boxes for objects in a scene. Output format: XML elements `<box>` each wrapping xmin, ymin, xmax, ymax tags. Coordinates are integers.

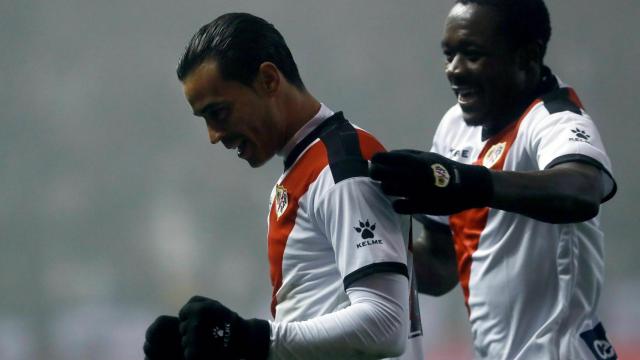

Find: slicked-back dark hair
<box><xmin>456</xmin><ymin>0</ymin><xmax>552</xmax><ymax>61</ymax></box>
<box><xmin>177</xmin><ymin>13</ymin><xmax>305</xmax><ymax>90</ymax></box>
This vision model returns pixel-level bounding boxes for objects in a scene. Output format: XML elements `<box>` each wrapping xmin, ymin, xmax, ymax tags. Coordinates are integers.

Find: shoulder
<box><xmin>283</xmin><ymin>114</ymin><xmax>386</xmax><ymax>204</ymax></box>
<box><xmin>316</xmin><ymin>114</ymin><xmax>385</xmax><ymax>183</ymax></box>
<box><xmin>526</xmin><ymin>74</ymin><xmax>589</xmax><ymax>122</ymax></box>
<box><xmin>520</xmin><ymin>80</ymin><xmax>594</xmax><ymax>137</ymax></box>
<box><xmin>539</xmin><ymin>78</ymin><xmax>584</xmax><ymax>116</ymax></box>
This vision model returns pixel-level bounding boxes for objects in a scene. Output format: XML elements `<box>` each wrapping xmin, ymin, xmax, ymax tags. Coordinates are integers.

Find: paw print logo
<box><xmin>212</xmin><ymin>323</ymin><xmax>232</xmax><ymax>348</ymax></box>
<box><xmin>354</xmin><ymin>220</ymin><xmax>376</xmax><ymax>239</ymax></box>
<box><xmin>571</xmin><ymin>128</ymin><xmax>590</xmax><ymax>140</ymax></box>
<box><xmin>212</xmin><ymin>326</ymin><xmax>224</xmax><ymax>338</ymax></box>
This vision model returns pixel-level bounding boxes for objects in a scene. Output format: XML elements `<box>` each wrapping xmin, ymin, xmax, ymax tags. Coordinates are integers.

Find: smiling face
<box><xmin>182</xmin><ymin>59</ymin><xmax>285</xmax><ymax>168</ymax></box>
<box><xmin>442</xmin><ymin>3</ymin><xmax>528</xmax><ymax>128</ymax></box>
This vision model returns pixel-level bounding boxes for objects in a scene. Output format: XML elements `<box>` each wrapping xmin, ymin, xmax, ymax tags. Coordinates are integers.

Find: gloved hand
<box><xmin>144</xmin><ymin>315</ymin><xmax>185</xmax><ymax>360</ymax></box>
<box><xmin>369</xmin><ymin>149</ymin><xmax>493</xmax><ymax>215</ymax></box>
<box><xmin>178</xmin><ymin>295</ymin><xmax>271</xmax><ymax>360</ymax></box>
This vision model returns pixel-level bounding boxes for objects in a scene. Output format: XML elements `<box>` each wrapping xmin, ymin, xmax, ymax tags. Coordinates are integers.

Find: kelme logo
<box><xmin>570</xmin><ymin>127</ymin><xmax>591</xmax><ymax>143</ymax></box>
<box><xmin>354</xmin><ymin>220</ymin><xmax>376</xmax><ymax>239</ymax></box>
<box><xmin>354</xmin><ymin>219</ymin><xmax>383</xmax><ymax>249</ymax></box>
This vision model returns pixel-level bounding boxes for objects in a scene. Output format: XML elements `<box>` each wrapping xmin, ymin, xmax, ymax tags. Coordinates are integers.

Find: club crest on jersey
<box><xmin>483</xmin><ymin>142</ymin><xmax>506</xmax><ymax>168</ymax></box>
<box><xmin>275</xmin><ymin>185</ymin><xmax>288</xmax><ymax>219</ymax></box>
<box><xmin>431</xmin><ymin>164</ymin><xmax>450</xmax><ymax>188</ymax></box>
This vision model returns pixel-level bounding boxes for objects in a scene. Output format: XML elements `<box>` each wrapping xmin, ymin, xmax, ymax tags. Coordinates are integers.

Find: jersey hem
<box><xmin>544</xmin><ymin>153</ymin><xmax>617</xmax><ymax>202</ymax></box>
<box><xmin>343</xmin><ymin>262</ymin><xmax>409</xmax><ymax>290</ymax></box>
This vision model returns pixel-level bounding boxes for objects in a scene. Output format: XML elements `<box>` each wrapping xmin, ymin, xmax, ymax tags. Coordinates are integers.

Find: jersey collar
<box><xmin>283</xmin><ymin>110</ymin><xmax>348</xmax><ymax>171</ymax></box>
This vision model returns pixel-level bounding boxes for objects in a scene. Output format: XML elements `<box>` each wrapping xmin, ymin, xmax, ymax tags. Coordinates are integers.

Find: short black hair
<box><xmin>456</xmin><ymin>0</ymin><xmax>552</xmax><ymax>60</ymax></box>
<box><xmin>177</xmin><ymin>13</ymin><xmax>305</xmax><ymax>90</ymax></box>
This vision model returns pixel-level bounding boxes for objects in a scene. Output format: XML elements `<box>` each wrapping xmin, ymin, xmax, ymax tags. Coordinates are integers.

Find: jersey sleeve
<box><xmin>314</xmin><ymin>176</ymin><xmax>410</xmax><ymax>289</ymax></box>
<box><xmin>526</xmin><ymin>109</ymin><xmax>617</xmax><ymax>201</ymax></box>
<box><xmin>268</xmin><ymin>272</ymin><xmax>409</xmax><ymax>359</ymax></box>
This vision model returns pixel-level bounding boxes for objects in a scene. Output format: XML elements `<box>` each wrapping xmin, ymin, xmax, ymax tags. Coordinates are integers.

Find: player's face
<box><xmin>182</xmin><ymin>60</ymin><xmax>283</xmax><ymax>168</ymax></box>
<box><xmin>442</xmin><ymin>3</ymin><xmax>526</xmax><ymax>127</ymax></box>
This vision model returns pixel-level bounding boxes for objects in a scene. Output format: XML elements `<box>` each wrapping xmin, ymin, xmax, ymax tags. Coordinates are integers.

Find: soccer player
<box><xmin>143</xmin><ymin>13</ymin><xmax>424</xmax><ymax>360</ymax></box>
<box><xmin>369</xmin><ymin>0</ymin><xmax>618</xmax><ymax>359</ymax></box>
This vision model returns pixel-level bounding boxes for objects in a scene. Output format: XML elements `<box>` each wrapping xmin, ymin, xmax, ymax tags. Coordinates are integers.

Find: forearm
<box><xmin>488</xmin><ymin>163</ymin><xmax>604</xmax><ymax>224</ymax></box>
<box><xmin>268</xmin><ymin>273</ymin><xmax>409</xmax><ymax>360</ymax></box>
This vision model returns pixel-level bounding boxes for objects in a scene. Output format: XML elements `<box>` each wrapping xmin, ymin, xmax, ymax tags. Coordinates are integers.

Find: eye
<box><xmin>443</xmin><ymin>50</ymin><xmax>454</xmax><ymax>63</ymax></box>
<box><xmin>206</xmin><ymin>107</ymin><xmax>229</xmax><ymax>123</ymax></box>
<box><xmin>215</xmin><ymin>107</ymin><xmax>230</xmax><ymax>121</ymax></box>
<box><xmin>463</xmin><ymin>50</ymin><xmax>484</xmax><ymax>62</ymax></box>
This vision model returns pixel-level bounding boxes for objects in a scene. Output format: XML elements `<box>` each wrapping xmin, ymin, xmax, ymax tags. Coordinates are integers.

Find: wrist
<box><xmin>460</xmin><ymin>164</ymin><xmax>494</xmax><ymax>207</ymax></box>
<box><xmin>235</xmin><ymin>318</ymin><xmax>271</xmax><ymax>360</ymax></box>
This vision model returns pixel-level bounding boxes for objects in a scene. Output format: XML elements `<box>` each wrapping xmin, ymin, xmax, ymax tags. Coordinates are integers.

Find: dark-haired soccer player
<box><xmin>143</xmin><ymin>13</ymin><xmax>424</xmax><ymax>360</ymax></box>
<box><xmin>370</xmin><ymin>1</ymin><xmax>617</xmax><ymax>359</ymax></box>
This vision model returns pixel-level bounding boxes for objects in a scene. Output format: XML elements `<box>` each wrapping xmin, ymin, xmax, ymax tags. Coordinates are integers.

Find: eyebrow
<box><xmin>441</xmin><ymin>39</ymin><xmax>483</xmax><ymax>50</ymax></box>
<box><xmin>193</xmin><ymin>102</ymin><xmax>225</xmax><ymax>117</ymax></box>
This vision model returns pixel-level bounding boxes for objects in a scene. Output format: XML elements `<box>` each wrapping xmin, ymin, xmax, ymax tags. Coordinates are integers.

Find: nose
<box><xmin>207</xmin><ymin>125</ymin><xmax>223</xmax><ymax>144</ymax></box>
<box><xmin>445</xmin><ymin>54</ymin><xmax>466</xmax><ymax>80</ymax></box>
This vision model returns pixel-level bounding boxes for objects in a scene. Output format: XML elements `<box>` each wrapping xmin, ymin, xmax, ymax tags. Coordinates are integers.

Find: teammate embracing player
<box><xmin>370</xmin><ymin>0</ymin><xmax>618</xmax><ymax>359</ymax></box>
<box><xmin>143</xmin><ymin>13</ymin><xmax>424</xmax><ymax>360</ymax></box>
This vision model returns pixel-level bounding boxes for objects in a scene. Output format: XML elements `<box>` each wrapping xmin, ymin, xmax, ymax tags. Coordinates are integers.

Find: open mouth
<box><xmin>236</xmin><ymin>139</ymin><xmax>248</xmax><ymax>158</ymax></box>
<box><xmin>222</xmin><ymin>137</ymin><xmax>249</xmax><ymax>158</ymax></box>
<box><xmin>453</xmin><ymin>86</ymin><xmax>481</xmax><ymax>106</ymax></box>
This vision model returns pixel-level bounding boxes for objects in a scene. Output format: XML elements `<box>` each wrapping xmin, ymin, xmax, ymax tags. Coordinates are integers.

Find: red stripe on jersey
<box><xmin>567</xmin><ymin>88</ymin><xmax>584</xmax><ymax>110</ymax></box>
<box><xmin>268</xmin><ymin>141</ymin><xmax>329</xmax><ymax>317</ymax></box>
<box><xmin>355</xmin><ymin>128</ymin><xmax>386</xmax><ymax>160</ymax></box>
<box><xmin>450</xmin><ymin>99</ymin><xmax>542</xmax><ymax>312</ymax></box>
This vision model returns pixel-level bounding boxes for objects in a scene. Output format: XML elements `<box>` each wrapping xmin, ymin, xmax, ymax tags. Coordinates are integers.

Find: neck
<box><xmin>482</xmin><ymin>66</ymin><xmax>544</xmax><ymax>140</ymax></box>
<box><xmin>278</xmin><ymin>87</ymin><xmax>321</xmax><ymax>148</ymax></box>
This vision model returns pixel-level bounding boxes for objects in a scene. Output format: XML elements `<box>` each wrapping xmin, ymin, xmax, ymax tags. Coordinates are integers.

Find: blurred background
<box><xmin>2</xmin><ymin>0</ymin><xmax>639</xmax><ymax>358</ymax></box>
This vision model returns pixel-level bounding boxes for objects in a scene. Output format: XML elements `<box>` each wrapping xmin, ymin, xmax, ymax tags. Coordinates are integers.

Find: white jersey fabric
<box><xmin>269</xmin><ymin>272</ymin><xmax>410</xmax><ymax>359</ymax></box>
<box><xmin>425</xmin><ymin>72</ymin><xmax>617</xmax><ymax>360</ymax></box>
<box><xmin>267</xmin><ymin>104</ymin><xmax>424</xmax><ymax>359</ymax></box>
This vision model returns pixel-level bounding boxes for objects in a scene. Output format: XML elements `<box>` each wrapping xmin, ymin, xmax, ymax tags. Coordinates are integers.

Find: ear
<box><xmin>517</xmin><ymin>41</ymin><xmax>543</xmax><ymax>71</ymax></box>
<box><xmin>255</xmin><ymin>62</ymin><xmax>281</xmax><ymax>96</ymax></box>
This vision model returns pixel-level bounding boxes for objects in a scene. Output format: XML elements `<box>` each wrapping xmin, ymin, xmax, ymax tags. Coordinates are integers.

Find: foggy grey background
<box><xmin>2</xmin><ymin>0</ymin><xmax>639</xmax><ymax>358</ymax></box>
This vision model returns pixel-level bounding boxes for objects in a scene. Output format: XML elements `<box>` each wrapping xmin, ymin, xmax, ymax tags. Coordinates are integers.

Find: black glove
<box><xmin>178</xmin><ymin>295</ymin><xmax>271</xmax><ymax>360</ymax></box>
<box><xmin>144</xmin><ymin>315</ymin><xmax>185</xmax><ymax>360</ymax></box>
<box><xmin>369</xmin><ymin>149</ymin><xmax>493</xmax><ymax>215</ymax></box>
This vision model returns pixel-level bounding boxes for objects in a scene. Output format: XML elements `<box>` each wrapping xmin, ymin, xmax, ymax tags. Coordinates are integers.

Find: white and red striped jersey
<box><xmin>267</xmin><ymin>105</ymin><xmax>424</xmax><ymax>359</ymax></box>
<box><xmin>426</xmin><ymin>73</ymin><xmax>617</xmax><ymax>360</ymax></box>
